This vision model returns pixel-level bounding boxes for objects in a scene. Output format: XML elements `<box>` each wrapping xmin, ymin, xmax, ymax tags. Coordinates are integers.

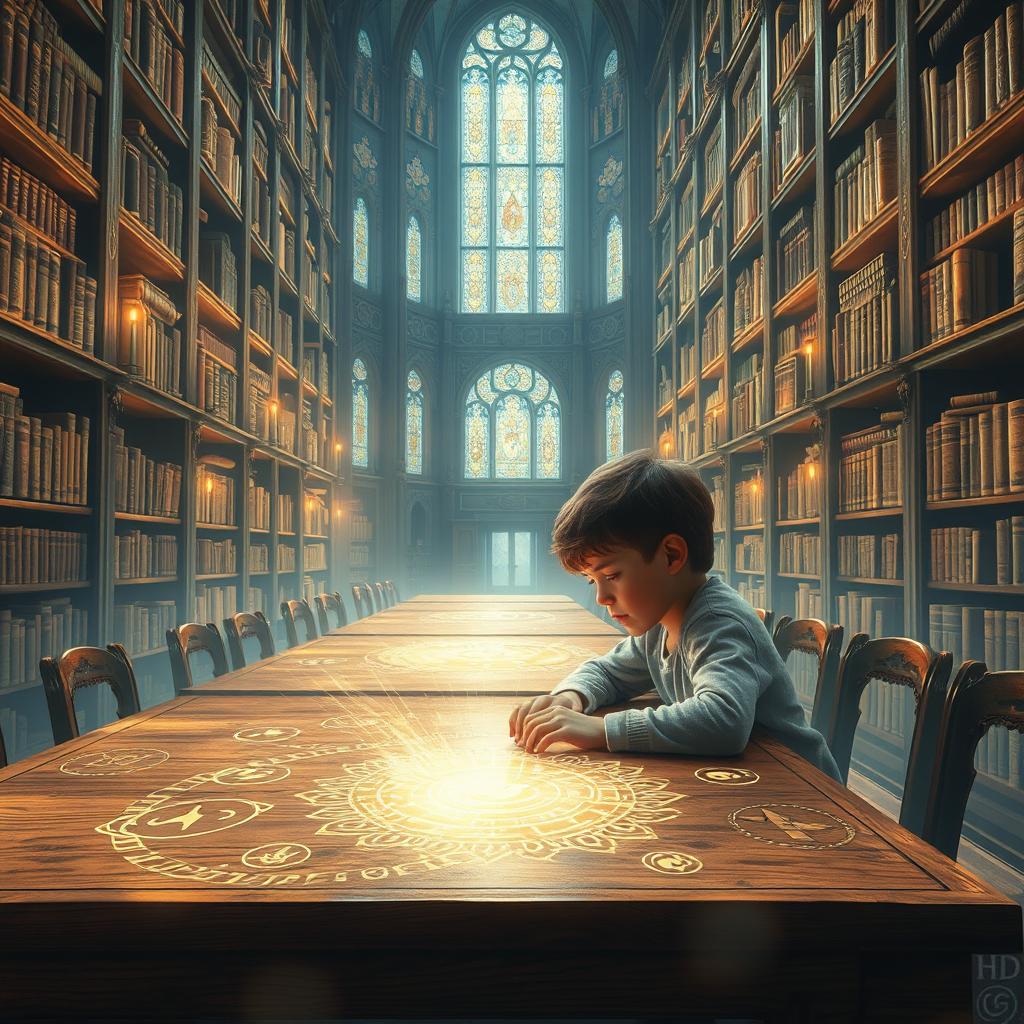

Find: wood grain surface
<box><xmin>338</xmin><ymin>604</ymin><xmax>621</xmax><ymax>635</ymax></box>
<box><xmin>189</xmin><ymin>633</ymin><xmax>624</xmax><ymax>695</ymax></box>
<box><xmin>405</xmin><ymin>593</ymin><xmax>576</xmax><ymax>603</ymax></box>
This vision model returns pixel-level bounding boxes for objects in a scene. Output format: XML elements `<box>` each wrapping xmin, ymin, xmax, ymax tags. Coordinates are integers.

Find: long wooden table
<box><xmin>0</xmin><ymin>691</ymin><xmax>1018</xmax><ymax>1021</ymax></box>
<box><xmin>191</xmin><ymin>632</ymin><xmax>624</xmax><ymax>696</ymax></box>
<box><xmin>338</xmin><ymin>603</ymin><xmax>620</xmax><ymax>636</ymax></box>
<box><xmin>406</xmin><ymin>593</ymin><xmax>575</xmax><ymax>603</ymax></box>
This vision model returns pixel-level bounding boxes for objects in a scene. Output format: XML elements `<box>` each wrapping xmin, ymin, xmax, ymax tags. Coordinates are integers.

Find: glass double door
<box><xmin>488</xmin><ymin>530</ymin><xmax>535</xmax><ymax>591</ymax></box>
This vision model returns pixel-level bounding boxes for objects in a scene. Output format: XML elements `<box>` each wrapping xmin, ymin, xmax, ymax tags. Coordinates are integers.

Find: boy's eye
<box><xmin>604</xmin><ymin>574</ymin><xmax>620</xmax><ymax>581</ymax></box>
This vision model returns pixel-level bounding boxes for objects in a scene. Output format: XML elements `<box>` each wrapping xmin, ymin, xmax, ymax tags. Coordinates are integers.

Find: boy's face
<box><xmin>579</xmin><ymin>540</ymin><xmax>686</xmax><ymax>635</ymax></box>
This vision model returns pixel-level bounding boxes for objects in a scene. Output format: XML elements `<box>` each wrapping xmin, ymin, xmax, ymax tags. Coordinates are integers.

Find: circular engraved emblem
<box><xmin>242</xmin><ymin>843</ymin><xmax>312</xmax><ymax>869</ymax></box>
<box><xmin>60</xmin><ymin>748</ymin><xmax>170</xmax><ymax>776</ymax></box>
<box><xmin>296</xmin><ymin>658</ymin><xmax>339</xmax><ymax>666</ymax></box>
<box><xmin>728</xmin><ymin>803</ymin><xmax>856</xmax><ymax>850</ymax></box>
<box><xmin>364</xmin><ymin>637</ymin><xmax>602</xmax><ymax>673</ymax></box>
<box><xmin>642</xmin><ymin>850</ymin><xmax>703</xmax><ymax>874</ymax></box>
<box><xmin>210</xmin><ymin>765</ymin><xmax>292</xmax><ymax>785</ymax></box>
<box><xmin>694</xmin><ymin>767</ymin><xmax>760</xmax><ymax>786</ymax></box>
<box><xmin>110</xmin><ymin>798</ymin><xmax>272</xmax><ymax>840</ymax></box>
<box><xmin>321</xmin><ymin>716</ymin><xmax>382</xmax><ymax>731</ymax></box>
<box><xmin>234</xmin><ymin>727</ymin><xmax>301</xmax><ymax>743</ymax></box>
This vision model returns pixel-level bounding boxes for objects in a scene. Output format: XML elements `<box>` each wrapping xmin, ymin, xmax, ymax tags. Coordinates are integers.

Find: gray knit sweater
<box><xmin>552</xmin><ymin>575</ymin><xmax>841</xmax><ymax>780</ymax></box>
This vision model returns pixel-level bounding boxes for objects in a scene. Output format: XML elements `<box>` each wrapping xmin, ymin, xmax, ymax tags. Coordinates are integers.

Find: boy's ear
<box><xmin>662</xmin><ymin>534</ymin><xmax>690</xmax><ymax>574</ymax></box>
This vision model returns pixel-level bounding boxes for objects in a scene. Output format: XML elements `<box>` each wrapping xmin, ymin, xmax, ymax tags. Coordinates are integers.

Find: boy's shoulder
<box><xmin>682</xmin><ymin>576</ymin><xmax>763</xmax><ymax>642</ymax></box>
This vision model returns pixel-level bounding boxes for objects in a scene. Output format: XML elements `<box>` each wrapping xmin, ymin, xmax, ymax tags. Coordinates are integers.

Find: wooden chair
<box><xmin>386</xmin><ymin>580</ymin><xmax>399</xmax><ymax>605</ymax></box>
<box><xmin>0</xmin><ymin>718</ymin><xmax>7</xmax><ymax>768</ymax></box>
<box><xmin>773</xmin><ymin>617</ymin><xmax>845</xmax><ymax>740</ymax></box>
<box><xmin>922</xmin><ymin>664</ymin><xmax>1024</xmax><ymax>860</ymax></box>
<box><xmin>351</xmin><ymin>583</ymin><xmax>370</xmax><ymax>618</ymax></box>
<box><xmin>281</xmin><ymin>599</ymin><xmax>318</xmax><ymax>648</ymax></box>
<box><xmin>374</xmin><ymin>582</ymin><xmax>387</xmax><ymax>611</ymax></box>
<box><xmin>771</xmin><ymin>615</ymin><xmax>793</xmax><ymax>644</ymax></box>
<box><xmin>39</xmin><ymin>644</ymin><xmax>141</xmax><ymax>744</ymax></box>
<box><xmin>755</xmin><ymin>608</ymin><xmax>774</xmax><ymax>634</ymax></box>
<box><xmin>166</xmin><ymin>623</ymin><xmax>230</xmax><ymax>694</ymax></box>
<box><xmin>380</xmin><ymin>580</ymin><xmax>394</xmax><ymax>607</ymax></box>
<box><xmin>222</xmin><ymin>611</ymin><xmax>275</xmax><ymax>671</ymax></box>
<box><xmin>315</xmin><ymin>592</ymin><xmax>348</xmax><ymax>633</ymax></box>
<box><xmin>827</xmin><ymin>636</ymin><xmax>954</xmax><ymax>828</ymax></box>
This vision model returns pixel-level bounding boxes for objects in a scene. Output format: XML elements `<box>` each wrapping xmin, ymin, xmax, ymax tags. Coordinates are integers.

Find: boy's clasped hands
<box><xmin>508</xmin><ymin>691</ymin><xmax>608</xmax><ymax>753</ymax></box>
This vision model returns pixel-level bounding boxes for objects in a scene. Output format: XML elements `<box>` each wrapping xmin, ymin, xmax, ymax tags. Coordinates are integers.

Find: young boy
<box><xmin>508</xmin><ymin>449</ymin><xmax>841</xmax><ymax>781</ymax></box>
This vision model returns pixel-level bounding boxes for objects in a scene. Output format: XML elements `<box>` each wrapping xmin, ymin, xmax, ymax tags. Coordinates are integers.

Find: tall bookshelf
<box><xmin>652</xmin><ymin>0</ymin><xmax>1024</xmax><ymax>870</ymax></box>
<box><xmin>0</xmin><ymin>0</ymin><xmax>344</xmax><ymax>758</ymax></box>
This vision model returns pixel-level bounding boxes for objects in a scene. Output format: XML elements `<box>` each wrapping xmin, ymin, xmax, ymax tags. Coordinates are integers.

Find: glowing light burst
<box><xmin>299</xmin><ymin>748</ymin><xmax>685</xmax><ymax>861</ymax></box>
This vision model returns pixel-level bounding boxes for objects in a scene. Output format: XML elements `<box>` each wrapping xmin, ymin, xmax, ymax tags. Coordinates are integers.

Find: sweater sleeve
<box><xmin>549</xmin><ymin>634</ymin><xmax>655</xmax><ymax>713</ymax></box>
<box><xmin>602</xmin><ymin>612</ymin><xmax>767</xmax><ymax>754</ymax></box>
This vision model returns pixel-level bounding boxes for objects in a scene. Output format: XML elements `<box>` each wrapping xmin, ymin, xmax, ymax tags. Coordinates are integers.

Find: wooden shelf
<box><xmin>777</xmin><ymin>571</ymin><xmax>822</xmax><ymax>580</ymax></box>
<box><xmin>771</xmin><ymin>152</ymin><xmax>815</xmax><ymax>211</ymax></box>
<box><xmin>196</xmin><ymin>522</ymin><xmax>239</xmax><ymax>531</ymax></box>
<box><xmin>772</xmin><ymin>273</ymin><xmax>817</xmax><ymax>320</ymax></box>
<box><xmin>730</xmin><ymin>215</ymin><xmax>763</xmax><ymax>261</ymax></box>
<box><xmin>201</xmin><ymin>70</ymin><xmax>242</xmax><ymax>140</ymax></box>
<box><xmin>122</xmin><ymin>56</ymin><xmax>187</xmax><ymax>152</ymax></box>
<box><xmin>251</xmin><ymin>231</ymin><xmax>275</xmax><ymax>267</ymax></box>
<box><xmin>0</xmin><ymin>580</ymin><xmax>90</xmax><ymax>595</ymax></box>
<box><xmin>924</xmin><ymin>198</ymin><xmax>1024</xmax><ymax>271</ymax></box>
<box><xmin>828</xmin><ymin>48</ymin><xmax>897</xmax><ymax>141</ymax></box>
<box><xmin>702</xmin><ymin>353</ymin><xmax>726</xmax><ymax>380</ymax></box>
<box><xmin>927</xmin><ymin>582</ymin><xmax>1024</xmax><ymax>595</ymax></box>
<box><xmin>0</xmin><ymin>95</ymin><xmax>99</xmax><ymax>201</ymax></box>
<box><xmin>776</xmin><ymin>517</ymin><xmax>819</xmax><ymax>527</ymax></box>
<box><xmin>926</xmin><ymin>492</ymin><xmax>1024</xmax><ymax>511</ymax></box>
<box><xmin>734</xmin><ymin>523</ymin><xmax>764</xmax><ymax>532</ymax></box>
<box><xmin>735</xmin><ymin>567</ymin><xmax>765</xmax><ymax>575</ymax></box>
<box><xmin>197</xmin><ymin>282</ymin><xmax>242</xmax><ymax>334</ymax></box>
<box><xmin>772</xmin><ymin>32</ymin><xmax>814</xmax><ymax>104</ymax></box>
<box><xmin>119</xmin><ymin>211</ymin><xmax>186</xmax><ymax>283</ymax></box>
<box><xmin>699</xmin><ymin>267</ymin><xmax>723</xmax><ymax>298</ymax></box>
<box><xmin>834</xmin><ymin>507</ymin><xmax>902</xmax><ymax>521</ymax></box>
<box><xmin>831</xmin><ymin>201</ymin><xmax>898</xmax><ymax>273</ymax></box>
<box><xmin>278</xmin><ymin>355</ymin><xmax>300</xmax><ymax>380</ymax></box>
<box><xmin>700</xmin><ymin>183</ymin><xmax>723</xmax><ymax>219</ymax></box>
<box><xmin>196</xmin><ymin>573</ymin><xmax>240</xmax><ymax>581</ymax></box>
<box><xmin>730</xmin><ymin>119</ymin><xmax>761</xmax><ymax>174</ymax></box>
<box><xmin>677</xmin><ymin>377</ymin><xmax>697</xmax><ymax>401</ymax></box>
<box><xmin>115</xmin><ymin>512</ymin><xmax>181</xmax><ymax>526</ymax></box>
<box><xmin>920</xmin><ymin>92</ymin><xmax>1024</xmax><ymax>200</ymax></box>
<box><xmin>836</xmin><ymin>576</ymin><xmax>904</xmax><ymax>587</ymax></box>
<box><xmin>200</xmin><ymin>161</ymin><xmax>243</xmax><ymax>223</ymax></box>
<box><xmin>908</xmin><ymin>301</ymin><xmax>1024</xmax><ymax>370</ymax></box>
<box><xmin>731</xmin><ymin>318</ymin><xmax>764</xmax><ymax>355</ymax></box>
<box><xmin>114</xmin><ymin>577</ymin><xmax>179</xmax><ymax>586</ymax></box>
<box><xmin>0</xmin><ymin>498</ymin><xmax>91</xmax><ymax>516</ymax></box>
<box><xmin>249</xmin><ymin>330</ymin><xmax>274</xmax><ymax>358</ymax></box>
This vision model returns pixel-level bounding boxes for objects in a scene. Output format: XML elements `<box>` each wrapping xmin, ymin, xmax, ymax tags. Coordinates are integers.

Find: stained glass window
<box><xmin>352</xmin><ymin>358</ymin><xmax>369</xmax><ymax>468</ymax></box>
<box><xmin>604</xmin><ymin>48</ymin><xmax>618</xmax><ymax>78</ymax></box>
<box><xmin>353</xmin><ymin>196</ymin><xmax>369</xmax><ymax>287</ymax></box>
<box><xmin>406</xmin><ymin>215</ymin><xmax>422</xmax><ymax>302</ymax></box>
<box><xmin>463</xmin><ymin>363</ymin><xmax>561</xmax><ymax>479</ymax></box>
<box><xmin>459</xmin><ymin>14</ymin><xmax>564</xmax><ymax>313</ymax></box>
<box><xmin>358</xmin><ymin>30</ymin><xmax>372</xmax><ymax>59</ymax></box>
<box><xmin>410</xmin><ymin>48</ymin><xmax>424</xmax><ymax>78</ymax></box>
<box><xmin>605</xmin><ymin>369</ymin><xmax>624</xmax><ymax>462</ymax></box>
<box><xmin>405</xmin><ymin>370</ymin><xmax>423</xmax><ymax>475</ymax></box>
<box><xmin>606</xmin><ymin>214</ymin><xmax>623</xmax><ymax>303</ymax></box>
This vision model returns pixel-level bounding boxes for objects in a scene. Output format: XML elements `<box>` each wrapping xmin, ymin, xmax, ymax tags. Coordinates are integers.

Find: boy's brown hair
<box><xmin>551</xmin><ymin>449</ymin><xmax>715</xmax><ymax>573</ymax></box>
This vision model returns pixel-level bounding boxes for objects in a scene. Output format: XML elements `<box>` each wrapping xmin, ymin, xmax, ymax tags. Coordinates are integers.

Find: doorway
<box><xmin>487</xmin><ymin>530</ymin><xmax>535</xmax><ymax>592</ymax></box>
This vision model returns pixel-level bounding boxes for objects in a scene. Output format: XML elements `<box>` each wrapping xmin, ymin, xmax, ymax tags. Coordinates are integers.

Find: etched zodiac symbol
<box><xmin>694</xmin><ymin>767</ymin><xmax>760</xmax><ymax>786</ymax></box>
<box><xmin>234</xmin><ymin>727</ymin><xmax>301</xmax><ymax>743</ymax></box>
<box><xmin>60</xmin><ymin>748</ymin><xmax>169</xmax><ymax>776</ymax></box>
<box><xmin>641</xmin><ymin>850</ymin><xmax>703</xmax><ymax>874</ymax></box>
<box><xmin>119</xmin><ymin>799</ymin><xmax>272</xmax><ymax>839</ymax></box>
<box><xmin>729</xmin><ymin>803</ymin><xmax>856</xmax><ymax>849</ymax></box>
<box><xmin>210</xmin><ymin>765</ymin><xmax>291</xmax><ymax>785</ymax></box>
<box><xmin>241</xmin><ymin>843</ymin><xmax>312</xmax><ymax>868</ymax></box>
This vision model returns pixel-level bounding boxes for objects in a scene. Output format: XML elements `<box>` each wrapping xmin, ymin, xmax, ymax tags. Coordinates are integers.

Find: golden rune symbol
<box><xmin>297</xmin><ymin>658</ymin><xmax>338</xmax><ymax>666</ymax></box>
<box><xmin>60</xmin><ymin>748</ymin><xmax>170</xmax><ymax>776</ymax></box>
<box><xmin>694</xmin><ymin>767</ymin><xmax>760</xmax><ymax>786</ymax></box>
<box><xmin>729</xmin><ymin>803</ymin><xmax>856</xmax><ymax>850</ymax></box>
<box><xmin>241</xmin><ymin>843</ymin><xmax>312</xmax><ymax>868</ymax></box>
<box><xmin>641</xmin><ymin>850</ymin><xmax>703</xmax><ymax>875</ymax></box>
<box><xmin>121</xmin><ymin>799</ymin><xmax>272</xmax><ymax>840</ymax></box>
<box><xmin>234</xmin><ymin>727</ymin><xmax>301</xmax><ymax>743</ymax></box>
<box><xmin>211</xmin><ymin>765</ymin><xmax>291</xmax><ymax>785</ymax></box>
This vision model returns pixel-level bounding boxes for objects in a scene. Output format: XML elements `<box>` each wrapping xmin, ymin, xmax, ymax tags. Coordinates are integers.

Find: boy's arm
<box><xmin>602</xmin><ymin>613</ymin><xmax>767</xmax><ymax>754</ymax></box>
<box><xmin>550</xmin><ymin>634</ymin><xmax>655</xmax><ymax>713</ymax></box>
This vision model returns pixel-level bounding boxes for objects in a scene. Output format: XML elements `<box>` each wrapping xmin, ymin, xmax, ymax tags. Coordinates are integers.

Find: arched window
<box><xmin>353</xmin><ymin>196</ymin><xmax>369</xmax><ymax>287</ymax></box>
<box><xmin>603</xmin><ymin>48</ymin><xmax>618</xmax><ymax>78</ymax></box>
<box><xmin>406</xmin><ymin>214</ymin><xmax>422</xmax><ymax>302</ymax></box>
<box><xmin>606</xmin><ymin>213</ymin><xmax>623</xmax><ymax>303</ymax></box>
<box><xmin>605</xmin><ymin>369</ymin><xmax>624</xmax><ymax>461</ymax></box>
<box><xmin>464</xmin><ymin>362</ymin><xmax>560</xmax><ymax>479</ymax></box>
<box><xmin>352</xmin><ymin>358</ymin><xmax>369</xmax><ymax>468</ymax></box>
<box><xmin>410</xmin><ymin>48</ymin><xmax>424</xmax><ymax>77</ymax></box>
<box><xmin>459</xmin><ymin>13</ymin><xmax>565</xmax><ymax>314</ymax></box>
<box><xmin>358</xmin><ymin>30</ymin><xmax>372</xmax><ymax>59</ymax></box>
<box><xmin>406</xmin><ymin>370</ymin><xmax>424</xmax><ymax>475</ymax></box>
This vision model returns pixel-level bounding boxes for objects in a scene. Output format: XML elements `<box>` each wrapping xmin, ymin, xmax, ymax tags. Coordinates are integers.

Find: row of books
<box><xmin>776</xmin><ymin>205</ymin><xmax>815</xmax><ymax>299</ymax></box>
<box><xmin>838</xmin><ymin>414</ymin><xmax>903</xmax><ymax>511</ymax></box>
<box><xmin>997</xmin><ymin>516</ymin><xmax>1024</xmax><ymax>584</ymax></box>
<box><xmin>195</xmin><ymin>583</ymin><xmax>237</xmax><ymax>623</ymax></box>
<box><xmin>735</xmin><ymin>533</ymin><xmax>765</xmax><ymax>572</ymax></box>
<box><xmin>838</xmin><ymin>532</ymin><xmax>901</xmax><ymax>579</ymax></box>
<box><xmin>0</xmin><ymin>600</ymin><xmax>88</xmax><ymax>689</ymax></box>
<box><xmin>833</xmin><ymin>253</ymin><xmax>897</xmax><ymax>385</ymax></box>
<box><xmin>200</xmin><ymin>99</ymin><xmax>242</xmax><ymax>206</ymax></box>
<box><xmin>733</xmin><ymin>257</ymin><xmax>763</xmax><ymax>335</ymax></box>
<box><xmin>112</xmin><ymin>427</ymin><xmax>182</xmax><ymax>517</ymax></box>
<box><xmin>249</xmin><ymin>542</ymin><xmax>269</xmax><ymax>573</ymax></box>
<box><xmin>775</xmin><ymin>0</ymin><xmax>813</xmax><ymax>88</ymax></box>
<box><xmin>277</xmin><ymin>544</ymin><xmax>296</xmax><ymax>572</ymax></box>
<box><xmin>680</xmin><ymin>341</ymin><xmax>696</xmax><ymax>386</ymax></box>
<box><xmin>0</xmin><ymin>0</ymin><xmax>101</xmax><ymax>171</ymax></box>
<box><xmin>702</xmin><ymin>298</ymin><xmax>726</xmax><ymax>365</ymax></box>
<box><xmin>929</xmin><ymin>605</ymin><xmax>1024</xmax><ymax>675</ymax></box>
<box><xmin>836</xmin><ymin>591</ymin><xmax>900</xmax><ymax>638</ymax></box>
<box><xmin>704</xmin><ymin>125</ymin><xmax>723</xmax><ymax>202</ymax></box>
<box><xmin>247</xmin><ymin>584</ymin><xmax>265</xmax><ymax>613</ymax></box>
<box><xmin>919</xmin><ymin>1</ymin><xmax>1024</xmax><ymax>172</ymax></box>
<box><xmin>113</xmin><ymin>530</ymin><xmax>176</xmax><ymax>581</ymax></box>
<box><xmin>678</xmin><ymin>246</ymin><xmax>695</xmax><ymax>311</ymax></box>
<box><xmin>196</xmin><ymin>465</ymin><xmax>236</xmax><ymax>527</ymax></box>
<box><xmin>196</xmin><ymin>537</ymin><xmax>236</xmax><ymax>576</ymax></box>
<box><xmin>304</xmin><ymin>542</ymin><xmax>327</xmax><ymax>572</ymax></box>
<box><xmin>114</xmin><ymin>599</ymin><xmax>176</xmax><ymax>658</ymax></box>
<box><xmin>921</xmin><ymin>247</ymin><xmax>1001</xmax><ymax>343</ymax></box>
<box><xmin>348</xmin><ymin>543</ymin><xmax>371</xmax><ymax>569</ymax></box>
<box><xmin>793</xmin><ymin>580</ymin><xmax>824</xmax><ymax>618</ymax></box>
<box><xmin>930</xmin><ymin>520</ymin><xmax>1024</xmax><ymax>585</ymax></box>
<box><xmin>122</xmin><ymin>121</ymin><xmax>183</xmax><ymax>258</ymax></box>
<box><xmin>278</xmin><ymin>492</ymin><xmax>295</xmax><ymax>533</ymax></box>
<box><xmin>349</xmin><ymin>512</ymin><xmax>372</xmax><ymax>542</ymax></box>
<box><xmin>199</xmin><ymin>233</ymin><xmax>239</xmax><ymax>313</ymax></box>
<box><xmin>830</xmin><ymin>0</ymin><xmax>892</xmax><ymax>124</ymax></box>
<box><xmin>704</xmin><ymin>387</ymin><xmax>726</xmax><ymax>450</ymax></box>
<box><xmin>248</xmin><ymin>482</ymin><xmax>271</xmax><ymax>531</ymax></box>
<box><xmin>731</xmin><ymin>48</ymin><xmax>760</xmax><ymax>153</ymax></box>
<box><xmin>279</xmin><ymin>221</ymin><xmax>297</xmax><ymax>281</ymax></box>
<box><xmin>656</xmin><ymin>299</ymin><xmax>673</xmax><ymax>342</ymax></box>
<box><xmin>778</xmin><ymin>454</ymin><xmax>820</xmax><ymax>519</ymax></box>
<box><xmin>251</xmin><ymin>285</ymin><xmax>273</xmax><ymax>345</ymax></box>
<box><xmin>0</xmin><ymin>157</ymin><xmax>77</xmax><ymax>253</ymax></box>
<box><xmin>774</xmin><ymin>354</ymin><xmax>808</xmax><ymax>414</ymax></box>
<box><xmin>196</xmin><ymin>327</ymin><xmax>238</xmax><ymax>425</ymax></box>
<box><xmin>779</xmin><ymin>531</ymin><xmax>821</xmax><ymax>575</ymax></box>
<box><xmin>0</xmin><ymin>212</ymin><xmax>98</xmax><ymax>353</ymax></box>
<box><xmin>699</xmin><ymin>207</ymin><xmax>722</xmax><ymax>287</ymax></box>
<box><xmin>0</xmin><ymin>384</ymin><xmax>89</xmax><ymax>504</ymax></box>
<box><xmin>201</xmin><ymin>38</ymin><xmax>241</xmax><ymax>126</ymax></box>
<box><xmin>124</xmin><ymin>0</ymin><xmax>185</xmax><ymax>126</ymax></box>
<box><xmin>247</xmin><ymin>363</ymin><xmax>271</xmax><ymax>440</ymax></box>
<box><xmin>860</xmin><ymin>670</ymin><xmax>910</xmax><ymax>739</ymax></box>
<box><xmin>733</xmin><ymin>152</ymin><xmax>761</xmax><ymax>242</ymax></box>
<box><xmin>0</xmin><ymin>527</ymin><xmax>86</xmax><ymax>585</ymax></box>
<box><xmin>734</xmin><ymin>467</ymin><xmax>764</xmax><ymax>526</ymax></box>
<box><xmin>731</xmin><ymin>352</ymin><xmax>763</xmax><ymax>436</ymax></box>
<box><xmin>774</xmin><ymin>78</ymin><xmax>813</xmax><ymax>188</ymax></box>
<box><xmin>923</xmin><ymin>156</ymin><xmax>1024</xmax><ymax>262</ymax></box>
<box><xmin>679</xmin><ymin>402</ymin><xmax>698</xmax><ymax>462</ymax></box>
<box><xmin>303</xmin><ymin>494</ymin><xmax>329</xmax><ymax>536</ymax></box>
<box><xmin>737</xmin><ymin>580</ymin><xmax>766</xmax><ymax>608</ymax></box>
<box><xmin>925</xmin><ymin>392</ymin><xmax>1024</xmax><ymax>499</ymax></box>
<box><xmin>679</xmin><ymin>181</ymin><xmax>694</xmax><ymax>240</ymax></box>
<box><xmin>118</xmin><ymin>275</ymin><xmax>182</xmax><ymax>396</ymax></box>
<box><xmin>833</xmin><ymin>117</ymin><xmax>897</xmax><ymax>249</ymax></box>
